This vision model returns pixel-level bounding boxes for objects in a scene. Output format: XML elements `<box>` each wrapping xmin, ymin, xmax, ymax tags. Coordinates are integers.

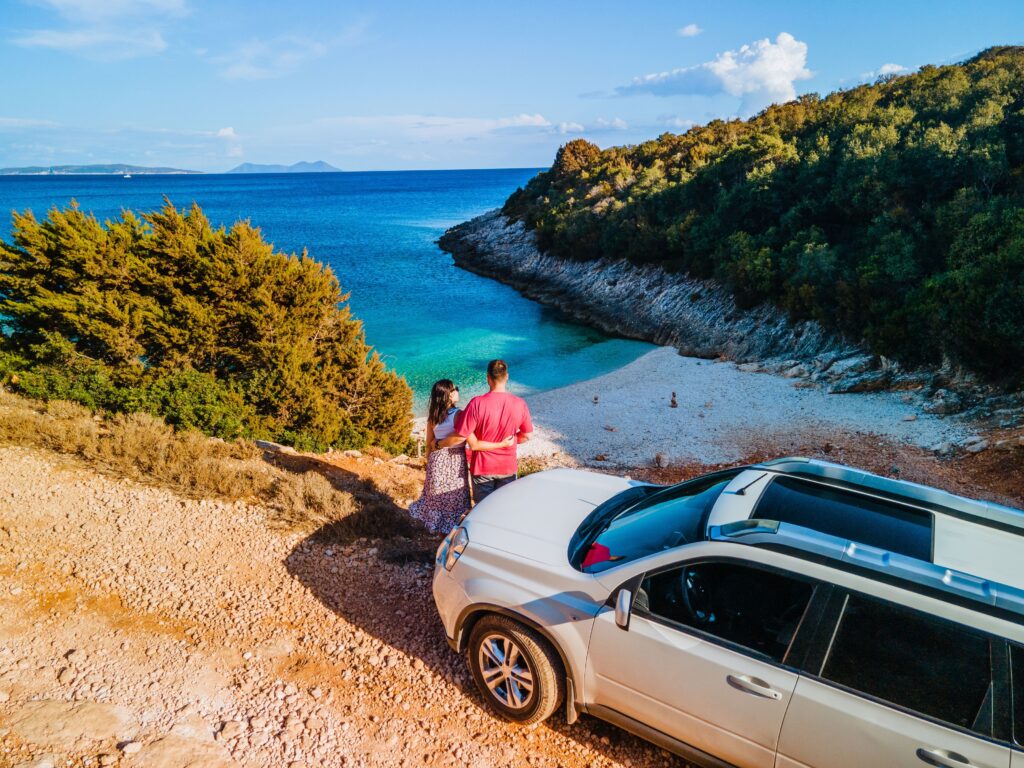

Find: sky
<box><xmin>0</xmin><ymin>0</ymin><xmax>1022</xmax><ymax>172</ymax></box>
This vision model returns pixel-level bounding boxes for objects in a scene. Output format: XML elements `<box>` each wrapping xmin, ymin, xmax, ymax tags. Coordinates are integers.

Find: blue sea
<box><xmin>0</xmin><ymin>170</ymin><xmax>654</xmax><ymax>412</ymax></box>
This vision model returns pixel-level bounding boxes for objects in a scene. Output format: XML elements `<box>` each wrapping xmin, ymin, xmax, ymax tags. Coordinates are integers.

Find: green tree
<box><xmin>0</xmin><ymin>200</ymin><xmax>413</xmax><ymax>450</ymax></box>
<box><xmin>494</xmin><ymin>46</ymin><xmax>1024</xmax><ymax>386</ymax></box>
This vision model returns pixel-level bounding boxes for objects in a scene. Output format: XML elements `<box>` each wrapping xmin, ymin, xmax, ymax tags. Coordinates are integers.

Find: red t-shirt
<box><xmin>455</xmin><ymin>391</ymin><xmax>533</xmax><ymax>477</ymax></box>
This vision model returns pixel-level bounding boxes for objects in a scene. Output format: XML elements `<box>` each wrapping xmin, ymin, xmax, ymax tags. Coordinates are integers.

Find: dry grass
<box><xmin>0</xmin><ymin>388</ymin><xmax>415</xmax><ymax>538</ymax></box>
<box><xmin>517</xmin><ymin>455</ymin><xmax>549</xmax><ymax>478</ymax></box>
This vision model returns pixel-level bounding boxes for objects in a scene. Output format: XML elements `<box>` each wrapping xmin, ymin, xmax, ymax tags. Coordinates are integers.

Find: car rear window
<box><xmin>754</xmin><ymin>476</ymin><xmax>933</xmax><ymax>560</ymax></box>
<box><xmin>580</xmin><ymin>473</ymin><xmax>737</xmax><ymax>573</ymax></box>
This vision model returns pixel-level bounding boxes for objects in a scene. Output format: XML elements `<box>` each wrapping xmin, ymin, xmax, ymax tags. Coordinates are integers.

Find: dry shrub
<box><xmin>85</xmin><ymin>412</ymin><xmax>269</xmax><ymax>501</ymax></box>
<box><xmin>0</xmin><ymin>387</ymin><xmax>414</xmax><ymax>540</ymax></box>
<box><xmin>518</xmin><ymin>456</ymin><xmax>548</xmax><ymax>478</ymax></box>
<box><xmin>361</xmin><ymin>446</ymin><xmax>391</xmax><ymax>460</ymax></box>
<box><xmin>0</xmin><ymin>390</ymin><xmax>280</xmax><ymax>504</ymax></box>
<box><xmin>269</xmin><ymin>471</ymin><xmax>357</xmax><ymax>529</ymax></box>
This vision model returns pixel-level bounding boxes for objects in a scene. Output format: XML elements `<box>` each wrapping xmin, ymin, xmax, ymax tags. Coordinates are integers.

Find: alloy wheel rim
<box><xmin>477</xmin><ymin>633</ymin><xmax>535</xmax><ymax>709</ymax></box>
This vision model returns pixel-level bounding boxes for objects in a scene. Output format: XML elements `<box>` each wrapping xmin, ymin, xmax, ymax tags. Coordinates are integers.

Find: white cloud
<box><xmin>615</xmin><ymin>32</ymin><xmax>812</xmax><ymax>115</ymax></box>
<box><xmin>658</xmin><ymin>114</ymin><xmax>696</xmax><ymax>130</ymax></box>
<box><xmin>859</xmin><ymin>62</ymin><xmax>909</xmax><ymax>81</ymax></box>
<box><xmin>677</xmin><ymin>23</ymin><xmax>702</xmax><ymax>38</ymax></box>
<box><xmin>303</xmin><ymin>113</ymin><xmax>553</xmax><ymax>142</ymax></box>
<box><xmin>0</xmin><ymin>116</ymin><xmax>59</xmax><ymax>130</ymax></box>
<box><xmin>14</xmin><ymin>27</ymin><xmax>167</xmax><ymax>57</ymax></box>
<box><xmin>593</xmin><ymin>117</ymin><xmax>628</xmax><ymax>130</ymax></box>
<box><xmin>217</xmin><ymin>36</ymin><xmax>329</xmax><ymax>80</ymax></box>
<box><xmin>212</xmin><ymin>19</ymin><xmax>369</xmax><ymax>80</ymax></box>
<box><xmin>557</xmin><ymin>118</ymin><xmax>625</xmax><ymax>135</ymax></box>
<box><xmin>13</xmin><ymin>0</ymin><xmax>185</xmax><ymax>58</ymax></box>
<box><xmin>31</xmin><ymin>0</ymin><xmax>188</xmax><ymax>20</ymax></box>
<box><xmin>494</xmin><ymin>114</ymin><xmax>551</xmax><ymax>129</ymax></box>
<box><xmin>211</xmin><ymin>126</ymin><xmax>242</xmax><ymax>157</ymax></box>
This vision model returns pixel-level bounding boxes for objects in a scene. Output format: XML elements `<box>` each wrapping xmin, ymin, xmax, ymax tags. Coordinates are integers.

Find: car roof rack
<box><xmin>752</xmin><ymin>457</ymin><xmax>1024</xmax><ymax>535</ymax></box>
<box><xmin>709</xmin><ymin>518</ymin><xmax>1024</xmax><ymax>622</ymax></box>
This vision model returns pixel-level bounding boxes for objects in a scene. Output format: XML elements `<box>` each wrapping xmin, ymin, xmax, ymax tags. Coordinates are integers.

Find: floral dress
<box><xmin>409</xmin><ymin>408</ymin><xmax>471</xmax><ymax>534</ymax></box>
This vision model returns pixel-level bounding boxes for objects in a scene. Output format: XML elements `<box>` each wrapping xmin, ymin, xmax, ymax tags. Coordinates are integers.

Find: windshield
<box><xmin>573</xmin><ymin>470</ymin><xmax>740</xmax><ymax>573</ymax></box>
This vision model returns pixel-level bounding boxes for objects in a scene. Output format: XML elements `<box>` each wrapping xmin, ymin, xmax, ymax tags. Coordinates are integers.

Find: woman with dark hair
<box><xmin>409</xmin><ymin>379</ymin><xmax>513</xmax><ymax>534</ymax></box>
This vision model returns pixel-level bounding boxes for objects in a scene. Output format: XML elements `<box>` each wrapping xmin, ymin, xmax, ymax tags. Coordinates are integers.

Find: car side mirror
<box><xmin>614</xmin><ymin>588</ymin><xmax>632</xmax><ymax>630</ymax></box>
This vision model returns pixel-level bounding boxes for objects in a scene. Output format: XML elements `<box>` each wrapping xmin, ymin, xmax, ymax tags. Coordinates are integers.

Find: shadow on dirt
<box><xmin>285</xmin><ymin>522</ymin><xmax>684</xmax><ymax>766</ymax></box>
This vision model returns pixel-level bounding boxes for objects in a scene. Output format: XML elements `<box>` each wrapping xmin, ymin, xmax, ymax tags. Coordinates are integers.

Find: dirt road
<box><xmin>0</xmin><ymin>445</ymin><xmax>677</xmax><ymax>768</ymax></box>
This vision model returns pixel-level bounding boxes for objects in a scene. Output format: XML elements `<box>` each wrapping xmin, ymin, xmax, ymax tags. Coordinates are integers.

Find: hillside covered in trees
<box><xmin>504</xmin><ymin>47</ymin><xmax>1024</xmax><ymax>385</ymax></box>
<box><xmin>0</xmin><ymin>201</ymin><xmax>412</xmax><ymax>450</ymax></box>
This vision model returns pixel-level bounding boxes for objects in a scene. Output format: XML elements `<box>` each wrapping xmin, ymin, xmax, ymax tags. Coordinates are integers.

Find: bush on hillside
<box><xmin>503</xmin><ymin>47</ymin><xmax>1024</xmax><ymax>385</ymax></box>
<box><xmin>0</xmin><ymin>200</ymin><xmax>413</xmax><ymax>450</ymax></box>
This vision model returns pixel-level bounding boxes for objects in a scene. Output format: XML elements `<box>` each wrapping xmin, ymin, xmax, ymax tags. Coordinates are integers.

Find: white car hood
<box><xmin>464</xmin><ymin>468</ymin><xmax>636</xmax><ymax>565</ymax></box>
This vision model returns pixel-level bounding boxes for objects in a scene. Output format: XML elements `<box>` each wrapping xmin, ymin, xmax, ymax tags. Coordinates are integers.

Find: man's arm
<box><xmin>518</xmin><ymin>403</ymin><xmax>534</xmax><ymax>443</ymax></box>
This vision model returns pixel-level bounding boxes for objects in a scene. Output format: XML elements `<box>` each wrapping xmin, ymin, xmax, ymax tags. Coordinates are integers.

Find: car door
<box><xmin>1012</xmin><ymin>645</ymin><xmax>1024</xmax><ymax>767</ymax></box>
<box><xmin>776</xmin><ymin>592</ymin><xmax>1012</xmax><ymax>768</ymax></box>
<box><xmin>586</xmin><ymin>559</ymin><xmax>820</xmax><ymax>768</ymax></box>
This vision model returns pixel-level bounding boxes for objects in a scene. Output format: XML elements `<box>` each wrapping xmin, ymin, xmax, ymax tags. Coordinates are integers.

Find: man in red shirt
<box><xmin>455</xmin><ymin>359</ymin><xmax>533</xmax><ymax>504</ymax></box>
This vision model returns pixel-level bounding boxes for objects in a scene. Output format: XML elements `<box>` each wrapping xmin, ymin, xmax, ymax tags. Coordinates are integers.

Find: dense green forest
<box><xmin>0</xmin><ymin>201</ymin><xmax>412</xmax><ymax>451</ymax></box>
<box><xmin>504</xmin><ymin>47</ymin><xmax>1024</xmax><ymax>385</ymax></box>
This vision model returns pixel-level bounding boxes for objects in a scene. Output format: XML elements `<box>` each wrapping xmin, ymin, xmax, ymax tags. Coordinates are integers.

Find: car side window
<box><xmin>1013</xmin><ymin>644</ymin><xmax>1023</xmax><ymax>746</ymax></box>
<box><xmin>636</xmin><ymin>562</ymin><xmax>813</xmax><ymax>663</ymax></box>
<box><xmin>820</xmin><ymin>594</ymin><xmax>994</xmax><ymax>735</ymax></box>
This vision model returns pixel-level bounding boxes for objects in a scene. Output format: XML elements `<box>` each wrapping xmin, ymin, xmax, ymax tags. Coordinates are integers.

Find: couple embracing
<box><xmin>409</xmin><ymin>359</ymin><xmax>532</xmax><ymax>534</ymax></box>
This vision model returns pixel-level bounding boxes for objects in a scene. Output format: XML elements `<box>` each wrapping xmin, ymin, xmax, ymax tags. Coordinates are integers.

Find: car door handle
<box><xmin>725</xmin><ymin>674</ymin><xmax>783</xmax><ymax>701</ymax></box>
<box><xmin>915</xmin><ymin>748</ymin><xmax>975</xmax><ymax>768</ymax></box>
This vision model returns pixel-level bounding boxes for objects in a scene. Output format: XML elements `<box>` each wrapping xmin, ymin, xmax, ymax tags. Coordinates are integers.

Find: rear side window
<box><xmin>639</xmin><ymin>562</ymin><xmax>813</xmax><ymax>663</ymax></box>
<box><xmin>755</xmin><ymin>476</ymin><xmax>933</xmax><ymax>560</ymax></box>
<box><xmin>1013</xmin><ymin>645</ymin><xmax>1024</xmax><ymax>746</ymax></box>
<box><xmin>820</xmin><ymin>594</ymin><xmax>994</xmax><ymax>734</ymax></box>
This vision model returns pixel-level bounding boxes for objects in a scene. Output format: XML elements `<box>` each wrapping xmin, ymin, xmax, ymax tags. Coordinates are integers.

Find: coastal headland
<box><xmin>439</xmin><ymin>209</ymin><xmax>1024</xmax><ymax>457</ymax></box>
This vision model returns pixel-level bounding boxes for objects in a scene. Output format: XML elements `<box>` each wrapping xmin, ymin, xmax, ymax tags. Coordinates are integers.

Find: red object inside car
<box><xmin>582</xmin><ymin>542</ymin><xmax>612</xmax><ymax>568</ymax></box>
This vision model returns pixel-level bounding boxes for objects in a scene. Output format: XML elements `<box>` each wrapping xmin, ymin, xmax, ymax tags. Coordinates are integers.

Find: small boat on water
<box><xmin>123</xmin><ymin>173</ymin><xmax>132</xmax><ymax>179</ymax></box>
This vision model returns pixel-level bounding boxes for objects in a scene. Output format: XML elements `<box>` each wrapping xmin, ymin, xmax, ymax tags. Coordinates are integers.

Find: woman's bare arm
<box><xmin>425</xmin><ymin>421</ymin><xmax>435</xmax><ymax>456</ymax></box>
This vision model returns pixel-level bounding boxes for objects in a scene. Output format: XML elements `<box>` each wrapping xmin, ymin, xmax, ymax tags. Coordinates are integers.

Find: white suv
<box><xmin>432</xmin><ymin>459</ymin><xmax>1024</xmax><ymax>768</ymax></box>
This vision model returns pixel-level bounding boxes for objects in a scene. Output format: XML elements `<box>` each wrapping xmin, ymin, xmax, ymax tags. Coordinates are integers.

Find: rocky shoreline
<box><xmin>439</xmin><ymin>210</ymin><xmax>1024</xmax><ymax>435</ymax></box>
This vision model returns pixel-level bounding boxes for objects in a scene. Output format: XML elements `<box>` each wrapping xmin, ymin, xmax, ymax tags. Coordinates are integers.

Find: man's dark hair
<box><xmin>487</xmin><ymin>359</ymin><xmax>509</xmax><ymax>381</ymax></box>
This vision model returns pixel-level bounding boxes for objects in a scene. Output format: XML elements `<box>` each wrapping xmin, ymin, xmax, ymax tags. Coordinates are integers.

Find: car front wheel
<box><xmin>467</xmin><ymin>614</ymin><xmax>564</xmax><ymax>725</ymax></box>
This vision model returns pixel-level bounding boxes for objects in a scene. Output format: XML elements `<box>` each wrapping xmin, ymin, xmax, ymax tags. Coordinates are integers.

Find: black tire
<box><xmin>467</xmin><ymin>614</ymin><xmax>565</xmax><ymax>725</ymax></box>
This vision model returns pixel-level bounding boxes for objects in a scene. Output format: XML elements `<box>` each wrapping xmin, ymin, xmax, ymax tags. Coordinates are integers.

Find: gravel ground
<box><xmin>519</xmin><ymin>347</ymin><xmax>974</xmax><ymax>466</ymax></box>
<box><xmin>0</xmin><ymin>446</ymin><xmax>681</xmax><ymax>768</ymax></box>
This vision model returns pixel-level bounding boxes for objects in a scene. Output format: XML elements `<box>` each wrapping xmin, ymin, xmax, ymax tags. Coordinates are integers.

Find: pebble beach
<box><xmin>514</xmin><ymin>346</ymin><xmax>973</xmax><ymax>466</ymax></box>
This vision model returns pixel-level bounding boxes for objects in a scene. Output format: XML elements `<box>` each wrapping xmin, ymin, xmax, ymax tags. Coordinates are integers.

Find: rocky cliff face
<box><xmin>443</xmin><ymin>211</ymin><xmax>873</xmax><ymax>381</ymax></box>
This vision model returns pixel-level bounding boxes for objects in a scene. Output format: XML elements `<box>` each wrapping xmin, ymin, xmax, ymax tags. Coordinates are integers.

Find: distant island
<box><xmin>0</xmin><ymin>164</ymin><xmax>200</xmax><ymax>176</ymax></box>
<box><xmin>226</xmin><ymin>160</ymin><xmax>342</xmax><ymax>174</ymax></box>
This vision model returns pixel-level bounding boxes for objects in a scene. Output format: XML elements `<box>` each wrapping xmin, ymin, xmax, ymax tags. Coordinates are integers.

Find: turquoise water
<box><xmin>0</xmin><ymin>170</ymin><xmax>654</xmax><ymax>412</ymax></box>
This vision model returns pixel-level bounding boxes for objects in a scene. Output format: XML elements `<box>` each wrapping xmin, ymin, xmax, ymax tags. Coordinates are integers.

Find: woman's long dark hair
<box><xmin>427</xmin><ymin>379</ymin><xmax>457</xmax><ymax>427</ymax></box>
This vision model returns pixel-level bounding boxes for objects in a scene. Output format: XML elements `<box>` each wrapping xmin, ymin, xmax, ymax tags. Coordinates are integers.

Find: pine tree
<box><xmin>0</xmin><ymin>200</ymin><xmax>413</xmax><ymax>450</ymax></box>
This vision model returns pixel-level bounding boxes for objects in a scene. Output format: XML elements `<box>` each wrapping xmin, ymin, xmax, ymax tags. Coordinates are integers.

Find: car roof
<box><xmin>710</xmin><ymin>518</ymin><xmax>1024</xmax><ymax>623</ymax></box>
<box><xmin>752</xmin><ymin>457</ymin><xmax>1024</xmax><ymax>535</ymax></box>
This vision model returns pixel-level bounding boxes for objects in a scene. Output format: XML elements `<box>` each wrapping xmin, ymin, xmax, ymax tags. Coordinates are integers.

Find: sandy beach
<box><xmin>416</xmin><ymin>346</ymin><xmax>974</xmax><ymax>467</ymax></box>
